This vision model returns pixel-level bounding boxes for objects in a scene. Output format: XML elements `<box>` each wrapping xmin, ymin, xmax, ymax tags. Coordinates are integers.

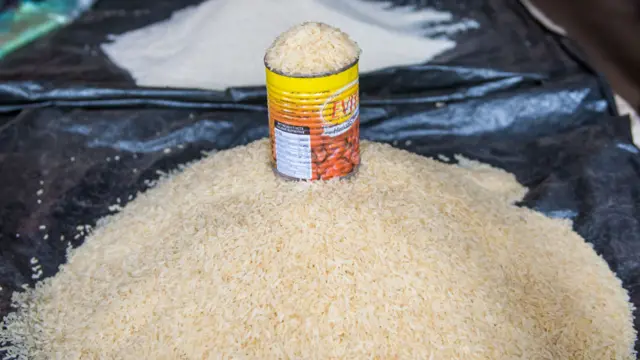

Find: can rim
<box><xmin>264</xmin><ymin>57</ymin><xmax>359</xmax><ymax>79</ymax></box>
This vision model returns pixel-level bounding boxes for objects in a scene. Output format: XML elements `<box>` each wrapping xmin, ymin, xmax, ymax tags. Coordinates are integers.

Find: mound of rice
<box><xmin>265</xmin><ymin>22</ymin><xmax>360</xmax><ymax>76</ymax></box>
<box><xmin>0</xmin><ymin>140</ymin><xmax>635</xmax><ymax>359</ymax></box>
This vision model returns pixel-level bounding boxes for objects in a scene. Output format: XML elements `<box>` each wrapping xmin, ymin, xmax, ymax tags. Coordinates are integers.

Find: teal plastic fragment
<box><xmin>0</xmin><ymin>0</ymin><xmax>95</xmax><ymax>59</ymax></box>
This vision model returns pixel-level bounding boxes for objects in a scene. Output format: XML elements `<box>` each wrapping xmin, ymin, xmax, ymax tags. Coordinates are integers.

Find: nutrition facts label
<box><xmin>274</xmin><ymin>121</ymin><xmax>312</xmax><ymax>179</ymax></box>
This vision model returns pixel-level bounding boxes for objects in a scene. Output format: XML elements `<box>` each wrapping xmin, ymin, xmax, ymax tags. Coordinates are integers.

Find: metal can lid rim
<box><xmin>264</xmin><ymin>57</ymin><xmax>359</xmax><ymax>79</ymax></box>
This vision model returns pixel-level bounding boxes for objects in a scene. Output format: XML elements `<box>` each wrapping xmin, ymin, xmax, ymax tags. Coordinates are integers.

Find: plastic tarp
<box><xmin>0</xmin><ymin>0</ymin><xmax>639</xmax><ymax>354</ymax></box>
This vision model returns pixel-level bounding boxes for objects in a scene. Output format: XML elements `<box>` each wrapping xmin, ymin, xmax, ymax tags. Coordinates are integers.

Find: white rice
<box><xmin>265</xmin><ymin>22</ymin><xmax>360</xmax><ymax>76</ymax></box>
<box><xmin>0</xmin><ymin>139</ymin><xmax>635</xmax><ymax>359</ymax></box>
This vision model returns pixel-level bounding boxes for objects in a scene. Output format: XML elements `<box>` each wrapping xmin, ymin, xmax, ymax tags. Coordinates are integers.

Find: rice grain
<box><xmin>0</xmin><ymin>140</ymin><xmax>635</xmax><ymax>359</ymax></box>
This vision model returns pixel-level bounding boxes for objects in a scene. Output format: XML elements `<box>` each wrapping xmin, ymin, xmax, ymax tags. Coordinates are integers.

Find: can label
<box><xmin>266</xmin><ymin>63</ymin><xmax>360</xmax><ymax>181</ymax></box>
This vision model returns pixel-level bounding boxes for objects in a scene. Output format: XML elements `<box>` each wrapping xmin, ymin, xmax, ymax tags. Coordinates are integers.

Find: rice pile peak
<box><xmin>0</xmin><ymin>140</ymin><xmax>635</xmax><ymax>359</ymax></box>
<box><xmin>265</xmin><ymin>22</ymin><xmax>360</xmax><ymax>76</ymax></box>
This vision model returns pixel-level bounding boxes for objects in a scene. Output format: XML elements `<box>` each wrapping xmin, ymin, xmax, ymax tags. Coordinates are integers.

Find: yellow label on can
<box><xmin>266</xmin><ymin>62</ymin><xmax>360</xmax><ymax>181</ymax></box>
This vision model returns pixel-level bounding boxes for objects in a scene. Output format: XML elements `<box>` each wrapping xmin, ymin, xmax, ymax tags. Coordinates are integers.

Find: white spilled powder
<box><xmin>615</xmin><ymin>94</ymin><xmax>640</xmax><ymax>147</ymax></box>
<box><xmin>316</xmin><ymin>0</ymin><xmax>452</xmax><ymax>33</ymax></box>
<box><xmin>0</xmin><ymin>140</ymin><xmax>635</xmax><ymax>359</ymax></box>
<box><xmin>102</xmin><ymin>0</ymin><xmax>456</xmax><ymax>90</ymax></box>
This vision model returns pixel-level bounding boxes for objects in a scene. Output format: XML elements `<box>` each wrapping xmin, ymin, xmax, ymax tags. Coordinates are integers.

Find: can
<box><xmin>265</xmin><ymin>60</ymin><xmax>360</xmax><ymax>181</ymax></box>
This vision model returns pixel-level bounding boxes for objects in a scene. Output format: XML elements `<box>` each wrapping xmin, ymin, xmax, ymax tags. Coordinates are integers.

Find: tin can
<box><xmin>265</xmin><ymin>60</ymin><xmax>360</xmax><ymax>181</ymax></box>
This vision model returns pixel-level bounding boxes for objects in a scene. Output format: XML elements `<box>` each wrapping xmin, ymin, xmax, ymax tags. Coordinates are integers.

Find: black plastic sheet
<box><xmin>0</xmin><ymin>0</ymin><xmax>601</xmax><ymax>112</ymax></box>
<box><xmin>1</xmin><ymin>0</ymin><xmax>640</xmax><ymax>355</ymax></box>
